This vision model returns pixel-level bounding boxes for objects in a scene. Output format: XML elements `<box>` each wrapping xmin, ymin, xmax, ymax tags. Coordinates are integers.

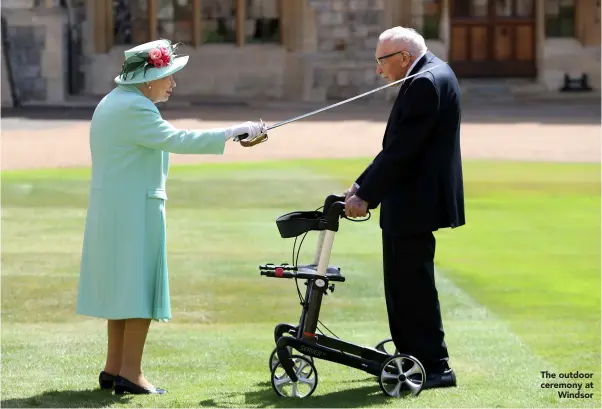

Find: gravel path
<box><xmin>1</xmin><ymin>101</ymin><xmax>599</xmax><ymax>170</ymax></box>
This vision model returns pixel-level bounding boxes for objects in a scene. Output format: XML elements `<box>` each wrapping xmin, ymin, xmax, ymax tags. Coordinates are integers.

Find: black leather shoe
<box><xmin>114</xmin><ymin>375</ymin><xmax>167</xmax><ymax>395</ymax></box>
<box><xmin>99</xmin><ymin>371</ymin><xmax>116</xmax><ymax>390</ymax></box>
<box><xmin>424</xmin><ymin>368</ymin><xmax>457</xmax><ymax>389</ymax></box>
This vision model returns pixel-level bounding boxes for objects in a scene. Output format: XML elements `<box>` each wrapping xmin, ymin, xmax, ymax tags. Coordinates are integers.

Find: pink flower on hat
<box><xmin>148</xmin><ymin>48</ymin><xmax>161</xmax><ymax>61</ymax></box>
<box><xmin>159</xmin><ymin>47</ymin><xmax>171</xmax><ymax>65</ymax></box>
<box><xmin>148</xmin><ymin>47</ymin><xmax>167</xmax><ymax>68</ymax></box>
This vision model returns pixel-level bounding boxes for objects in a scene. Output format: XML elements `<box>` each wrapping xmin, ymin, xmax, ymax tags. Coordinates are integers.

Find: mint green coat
<box><xmin>76</xmin><ymin>85</ymin><xmax>226</xmax><ymax>322</ymax></box>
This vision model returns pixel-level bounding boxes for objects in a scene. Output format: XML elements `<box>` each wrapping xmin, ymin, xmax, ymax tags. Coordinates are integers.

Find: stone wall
<box><xmin>0</xmin><ymin>6</ymin><xmax>68</xmax><ymax>105</ymax></box>
<box><xmin>312</xmin><ymin>0</ymin><xmax>384</xmax><ymax>54</ymax></box>
<box><xmin>540</xmin><ymin>38</ymin><xmax>601</xmax><ymax>92</ymax></box>
<box><xmin>7</xmin><ymin>0</ymin><xmax>596</xmax><ymax>105</ymax></box>
<box><xmin>81</xmin><ymin>43</ymin><xmax>288</xmax><ymax>100</ymax></box>
<box><xmin>302</xmin><ymin>0</ymin><xmax>396</xmax><ymax>101</ymax></box>
<box><xmin>78</xmin><ymin>0</ymin><xmax>288</xmax><ymax>101</ymax></box>
<box><xmin>76</xmin><ymin>0</ymin><xmax>448</xmax><ymax>103</ymax></box>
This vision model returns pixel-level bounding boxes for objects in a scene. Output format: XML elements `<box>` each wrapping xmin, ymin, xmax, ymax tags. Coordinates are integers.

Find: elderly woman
<box><xmin>75</xmin><ymin>39</ymin><xmax>267</xmax><ymax>395</ymax></box>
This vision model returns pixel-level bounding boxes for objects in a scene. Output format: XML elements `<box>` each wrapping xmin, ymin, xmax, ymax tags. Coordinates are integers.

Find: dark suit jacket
<box><xmin>355</xmin><ymin>51</ymin><xmax>465</xmax><ymax>237</ymax></box>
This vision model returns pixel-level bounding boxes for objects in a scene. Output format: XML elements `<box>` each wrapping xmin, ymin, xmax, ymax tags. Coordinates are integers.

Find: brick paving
<box><xmin>1</xmin><ymin>100</ymin><xmax>599</xmax><ymax>170</ymax></box>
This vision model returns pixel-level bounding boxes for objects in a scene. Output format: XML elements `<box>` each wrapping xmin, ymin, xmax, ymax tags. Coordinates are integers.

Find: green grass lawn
<box><xmin>1</xmin><ymin>158</ymin><xmax>600</xmax><ymax>408</ymax></box>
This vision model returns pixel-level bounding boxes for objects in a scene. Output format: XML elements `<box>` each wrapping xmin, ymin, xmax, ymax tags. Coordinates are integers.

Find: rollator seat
<box><xmin>259</xmin><ymin>263</ymin><xmax>346</xmax><ymax>282</ymax></box>
<box><xmin>276</xmin><ymin>211</ymin><xmax>326</xmax><ymax>238</ymax></box>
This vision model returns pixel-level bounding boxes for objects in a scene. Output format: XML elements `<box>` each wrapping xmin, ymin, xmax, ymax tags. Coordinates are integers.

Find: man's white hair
<box><xmin>378</xmin><ymin>26</ymin><xmax>427</xmax><ymax>56</ymax></box>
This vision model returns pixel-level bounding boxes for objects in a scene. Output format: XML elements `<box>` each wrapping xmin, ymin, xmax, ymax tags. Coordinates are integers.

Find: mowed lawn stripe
<box><xmin>1</xmin><ymin>159</ymin><xmax>599</xmax><ymax>408</ymax></box>
<box><xmin>0</xmin><ymin>268</ymin><xmax>574</xmax><ymax>408</ymax></box>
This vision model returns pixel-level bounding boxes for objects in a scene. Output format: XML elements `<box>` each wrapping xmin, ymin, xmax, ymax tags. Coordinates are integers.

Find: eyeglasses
<box><xmin>375</xmin><ymin>51</ymin><xmax>411</xmax><ymax>65</ymax></box>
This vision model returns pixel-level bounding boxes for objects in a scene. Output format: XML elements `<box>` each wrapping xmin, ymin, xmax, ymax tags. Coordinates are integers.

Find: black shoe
<box><xmin>99</xmin><ymin>371</ymin><xmax>116</xmax><ymax>390</ymax></box>
<box><xmin>114</xmin><ymin>375</ymin><xmax>167</xmax><ymax>395</ymax></box>
<box><xmin>423</xmin><ymin>368</ymin><xmax>457</xmax><ymax>389</ymax></box>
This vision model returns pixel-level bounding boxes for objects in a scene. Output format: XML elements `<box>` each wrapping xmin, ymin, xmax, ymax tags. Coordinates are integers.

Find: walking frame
<box><xmin>259</xmin><ymin>194</ymin><xmax>427</xmax><ymax>399</ymax></box>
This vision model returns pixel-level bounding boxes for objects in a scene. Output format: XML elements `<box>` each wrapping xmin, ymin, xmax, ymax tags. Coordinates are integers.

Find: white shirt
<box><xmin>406</xmin><ymin>50</ymin><xmax>427</xmax><ymax>77</ymax></box>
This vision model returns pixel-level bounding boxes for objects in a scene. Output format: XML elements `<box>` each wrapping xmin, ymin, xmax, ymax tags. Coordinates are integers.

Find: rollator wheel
<box><xmin>271</xmin><ymin>355</ymin><xmax>318</xmax><ymax>398</ymax></box>
<box><xmin>375</xmin><ymin>338</ymin><xmax>398</xmax><ymax>356</ymax></box>
<box><xmin>269</xmin><ymin>347</ymin><xmax>313</xmax><ymax>371</ymax></box>
<box><xmin>378</xmin><ymin>354</ymin><xmax>426</xmax><ymax>397</ymax></box>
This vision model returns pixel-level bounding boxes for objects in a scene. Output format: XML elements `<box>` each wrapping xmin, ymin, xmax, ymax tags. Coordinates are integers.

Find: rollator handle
<box><xmin>323</xmin><ymin>194</ymin><xmax>346</xmax><ymax>217</ymax></box>
<box><xmin>328</xmin><ymin>201</ymin><xmax>346</xmax><ymax>219</ymax></box>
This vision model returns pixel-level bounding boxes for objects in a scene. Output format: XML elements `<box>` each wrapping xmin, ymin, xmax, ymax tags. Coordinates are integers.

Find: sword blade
<box><xmin>266</xmin><ymin>62</ymin><xmax>448</xmax><ymax>131</ymax></box>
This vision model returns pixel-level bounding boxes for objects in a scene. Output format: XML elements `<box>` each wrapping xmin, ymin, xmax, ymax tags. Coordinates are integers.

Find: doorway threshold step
<box><xmin>460</xmin><ymin>79</ymin><xmax>546</xmax><ymax>96</ymax></box>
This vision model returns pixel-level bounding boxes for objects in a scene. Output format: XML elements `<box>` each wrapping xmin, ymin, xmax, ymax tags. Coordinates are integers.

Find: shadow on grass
<box><xmin>0</xmin><ymin>389</ymin><xmax>133</xmax><ymax>408</ymax></box>
<box><xmin>200</xmin><ymin>382</ymin><xmax>402</xmax><ymax>408</ymax></box>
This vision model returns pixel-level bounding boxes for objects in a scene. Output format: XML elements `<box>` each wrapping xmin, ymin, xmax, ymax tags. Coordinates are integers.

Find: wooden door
<box><xmin>449</xmin><ymin>0</ymin><xmax>536</xmax><ymax>77</ymax></box>
<box><xmin>577</xmin><ymin>0</ymin><xmax>601</xmax><ymax>46</ymax></box>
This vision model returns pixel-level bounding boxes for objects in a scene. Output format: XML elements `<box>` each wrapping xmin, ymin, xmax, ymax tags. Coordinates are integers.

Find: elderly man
<box><xmin>344</xmin><ymin>26</ymin><xmax>464</xmax><ymax>389</ymax></box>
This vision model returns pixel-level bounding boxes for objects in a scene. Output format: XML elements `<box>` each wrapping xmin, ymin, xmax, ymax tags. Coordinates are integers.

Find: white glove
<box><xmin>225</xmin><ymin>121</ymin><xmax>267</xmax><ymax>141</ymax></box>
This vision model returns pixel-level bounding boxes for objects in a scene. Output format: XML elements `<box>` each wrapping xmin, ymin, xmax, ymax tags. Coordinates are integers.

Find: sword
<box><xmin>265</xmin><ymin>62</ymin><xmax>448</xmax><ymax>131</ymax></box>
<box><xmin>236</xmin><ymin>62</ymin><xmax>448</xmax><ymax>145</ymax></box>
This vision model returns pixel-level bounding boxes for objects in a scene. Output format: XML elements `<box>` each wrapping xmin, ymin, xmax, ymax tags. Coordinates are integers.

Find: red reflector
<box><xmin>275</xmin><ymin>267</ymin><xmax>284</xmax><ymax>277</ymax></box>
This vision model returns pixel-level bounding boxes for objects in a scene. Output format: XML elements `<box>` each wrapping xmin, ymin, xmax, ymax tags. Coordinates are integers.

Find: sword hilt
<box><xmin>234</xmin><ymin>119</ymin><xmax>268</xmax><ymax>142</ymax></box>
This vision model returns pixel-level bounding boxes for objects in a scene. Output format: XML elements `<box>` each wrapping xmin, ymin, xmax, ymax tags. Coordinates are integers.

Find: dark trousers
<box><xmin>381</xmin><ymin>230</ymin><xmax>450</xmax><ymax>373</ymax></box>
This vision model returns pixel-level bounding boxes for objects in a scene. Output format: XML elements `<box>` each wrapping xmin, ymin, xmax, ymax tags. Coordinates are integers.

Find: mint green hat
<box><xmin>114</xmin><ymin>39</ymin><xmax>189</xmax><ymax>85</ymax></box>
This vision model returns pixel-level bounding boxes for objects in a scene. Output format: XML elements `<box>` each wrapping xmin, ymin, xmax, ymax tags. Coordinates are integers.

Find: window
<box><xmin>496</xmin><ymin>0</ymin><xmax>534</xmax><ymax>17</ymax></box>
<box><xmin>201</xmin><ymin>0</ymin><xmax>281</xmax><ymax>44</ymax></box>
<box><xmin>113</xmin><ymin>0</ymin><xmax>148</xmax><ymax>45</ymax></box>
<box><xmin>156</xmin><ymin>0</ymin><xmax>194</xmax><ymax>43</ymax></box>
<box><xmin>110</xmin><ymin>0</ymin><xmax>282</xmax><ymax>48</ymax></box>
<box><xmin>452</xmin><ymin>0</ymin><xmax>487</xmax><ymax>18</ymax></box>
<box><xmin>411</xmin><ymin>0</ymin><xmax>441</xmax><ymax>39</ymax></box>
<box><xmin>247</xmin><ymin>0</ymin><xmax>281</xmax><ymax>43</ymax></box>
<box><xmin>515</xmin><ymin>0</ymin><xmax>535</xmax><ymax>17</ymax></box>
<box><xmin>201</xmin><ymin>0</ymin><xmax>236</xmax><ymax>43</ymax></box>
<box><xmin>545</xmin><ymin>0</ymin><xmax>575</xmax><ymax>37</ymax></box>
<box><xmin>34</xmin><ymin>0</ymin><xmax>60</xmax><ymax>6</ymax></box>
